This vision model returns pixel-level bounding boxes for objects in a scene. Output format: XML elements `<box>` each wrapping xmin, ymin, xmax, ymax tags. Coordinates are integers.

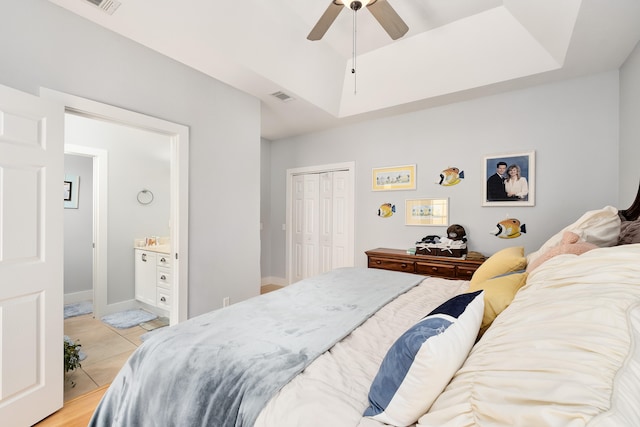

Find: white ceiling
<box><xmin>48</xmin><ymin>0</ymin><xmax>640</xmax><ymax>140</ymax></box>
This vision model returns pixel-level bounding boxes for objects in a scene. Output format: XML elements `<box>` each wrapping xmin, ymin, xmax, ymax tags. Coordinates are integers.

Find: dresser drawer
<box><xmin>366</xmin><ymin>248</ymin><xmax>486</xmax><ymax>281</ymax></box>
<box><xmin>415</xmin><ymin>261</ymin><xmax>456</xmax><ymax>278</ymax></box>
<box><xmin>368</xmin><ymin>257</ymin><xmax>415</xmax><ymax>273</ymax></box>
<box><xmin>456</xmin><ymin>265</ymin><xmax>477</xmax><ymax>279</ymax></box>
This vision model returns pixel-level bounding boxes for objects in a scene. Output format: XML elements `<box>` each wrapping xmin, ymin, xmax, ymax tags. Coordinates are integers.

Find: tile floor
<box><xmin>64</xmin><ymin>314</ymin><xmax>148</xmax><ymax>401</ymax></box>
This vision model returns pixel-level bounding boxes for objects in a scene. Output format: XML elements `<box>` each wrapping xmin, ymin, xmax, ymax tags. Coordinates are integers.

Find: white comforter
<box><xmin>256</xmin><ymin>277</ymin><xmax>470</xmax><ymax>427</ymax></box>
<box><xmin>420</xmin><ymin>244</ymin><xmax>640</xmax><ymax>426</ymax></box>
<box><xmin>257</xmin><ymin>244</ymin><xmax>640</xmax><ymax>427</ymax></box>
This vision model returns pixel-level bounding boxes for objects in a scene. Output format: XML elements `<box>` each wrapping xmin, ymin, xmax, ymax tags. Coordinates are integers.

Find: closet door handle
<box><xmin>160</xmin><ymin>257</ymin><xmax>166</xmax><ymax>263</ymax></box>
<box><xmin>160</xmin><ymin>296</ymin><xmax>166</xmax><ymax>302</ymax></box>
<box><xmin>160</xmin><ymin>275</ymin><xmax>167</xmax><ymax>281</ymax></box>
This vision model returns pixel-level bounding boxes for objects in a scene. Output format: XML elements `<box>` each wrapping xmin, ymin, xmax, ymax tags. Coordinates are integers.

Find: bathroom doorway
<box><xmin>45</xmin><ymin>88</ymin><xmax>189</xmax><ymax>325</ymax></box>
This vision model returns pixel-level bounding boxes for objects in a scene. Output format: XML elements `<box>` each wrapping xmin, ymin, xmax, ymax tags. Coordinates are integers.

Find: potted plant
<box><xmin>64</xmin><ymin>336</ymin><xmax>82</xmax><ymax>387</ymax></box>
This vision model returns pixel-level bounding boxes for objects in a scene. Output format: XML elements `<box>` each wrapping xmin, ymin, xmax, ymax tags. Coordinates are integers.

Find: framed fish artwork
<box><xmin>405</xmin><ymin>198</ymin><xmax>449</xmax><ymax>226</ymax></box>
<box><xmin>372</xmin><ymin>164</ymin><xmax>416</xmax><ymax>191</ymax></box>
<box><xmin>483</xmin><ymin>151</ymin><xmax>535</xmax><ymax>207</ymax></box>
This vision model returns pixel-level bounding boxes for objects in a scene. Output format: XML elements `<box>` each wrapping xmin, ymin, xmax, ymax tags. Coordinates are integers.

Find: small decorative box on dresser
<box><xmin>365</xmin><ymin>247</ymin><xmax>485</xmax><ymax>280</ymax></box>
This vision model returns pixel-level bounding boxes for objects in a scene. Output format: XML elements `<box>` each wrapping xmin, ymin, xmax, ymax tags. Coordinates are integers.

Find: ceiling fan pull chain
<box><xmin>352</xmin><ymin>7</ymin><xmax>357</xmax><ymax>94</ymax></box>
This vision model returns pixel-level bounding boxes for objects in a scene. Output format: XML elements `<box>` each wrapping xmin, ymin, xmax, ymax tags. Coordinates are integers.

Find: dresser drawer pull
<box><xmin>431</xmin><ymin>267</ymin><xmax>438</xmax><ymax>271</ymax></box>
<box><xmin>160</xmin><ymin>257</ymin><xmax>167</xmax><ymax>263</ymax></box>
<box><xmin>141</xmin><ymin>253</ymin><xmax>147</xmax><ymax>262</ymax></box>
<box><xmin>160</xmin><ymin>275</ymin><xmax>167</xmax><ymax>281</ymax></box>
<box><xmin>160</xmin><ymin>296</ymin><xmax>166</xmax><ymax>302</ymax></box>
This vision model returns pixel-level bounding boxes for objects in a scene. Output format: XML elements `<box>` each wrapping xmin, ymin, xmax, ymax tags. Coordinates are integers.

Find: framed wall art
<box><xmin>372</xmin><ymin>164</ymin><xmax>416</xmax><ymax>191</ymax></box>
<box><xmin>483</xmin><ymin>151</ymin><xmax>535</xmax><ymax>207</ymax></box>
<box><xmin>405</xmin><ymin>198</ymin><xmax>449</xmax><ymax>226</ymax></box>
<box><xmin>64</xmin><ymin>175</ymin><xmax>79</xmax><ymax>209</ymax></box>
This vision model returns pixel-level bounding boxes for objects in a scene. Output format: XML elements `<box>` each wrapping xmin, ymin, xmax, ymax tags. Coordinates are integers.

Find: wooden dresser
<box><xmin>365</xmin><ymin>247</ymin><xmax>485</xmax><ymax>280</ymax></box>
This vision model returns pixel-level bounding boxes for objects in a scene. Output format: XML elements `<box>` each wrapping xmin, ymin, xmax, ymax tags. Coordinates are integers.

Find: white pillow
<box><xmin>363</xmin><ymin>291</ymin><xmax>484</xmax><ymax>426</ymax></box>
<box><xmin>527</xmin><ymin>206</ymin><xmax>620</xmax><ymax>265</ymax></box>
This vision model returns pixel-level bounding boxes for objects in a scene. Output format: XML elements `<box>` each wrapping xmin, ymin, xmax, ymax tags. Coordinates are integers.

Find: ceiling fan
<box><xmin>307</xmin><ymin>0</ymin><xmax>409</xmax><ymax>41</ymax></box>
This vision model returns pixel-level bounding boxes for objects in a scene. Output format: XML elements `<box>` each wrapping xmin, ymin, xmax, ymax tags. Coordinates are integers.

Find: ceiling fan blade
<box><xmin>367</xmin><ymin>0</ymin><xmax>409</xmax><ymax>40</ymax></box>
<box><xmin>307</xmin><ymin>1</ymin><xmax>344</xmax><ymax>41</ymax></box>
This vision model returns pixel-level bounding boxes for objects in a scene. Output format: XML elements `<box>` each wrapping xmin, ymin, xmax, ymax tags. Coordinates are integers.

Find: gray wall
<box><xmin>268</xmin><ymin>71</ymin><xmax>621</xmax><ymax>280</ymax></box>
<box><xmin>620</xmin><ymin>41</ymin><xmax>640</xmax><ymax>208</ymax></box>
<box><xmin>0</xmin><ymin>0</ymin><xmax>261</xmax><ymax>317</ymax></box>
<box><xmin>63</xmin><ymin>154</ymin><xmax>93</xmax><ymax>295</ymax></box>
<box><xmin>260</xmin><ymin>138</ymin><xmax>272</xmax><ymax>282</ymax></box>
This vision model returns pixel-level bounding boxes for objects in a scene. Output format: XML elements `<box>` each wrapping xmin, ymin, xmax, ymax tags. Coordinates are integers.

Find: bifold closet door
<box><xmin>292</xmin><ymin>173</ymin><xmax>319</xmax><ymax>282</ymax></box>
<box><xmin>292</xmin><ymin>171</ymin><xmax>349</xmax><ymax>283</ymax></box>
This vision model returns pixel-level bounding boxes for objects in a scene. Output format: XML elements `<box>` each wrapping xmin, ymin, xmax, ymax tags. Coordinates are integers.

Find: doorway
<box><xmin>42</xmin><ymin>88</ymin><xmax>189</xmax><ymax>325</ymax></box>
<box><xmin>285</xmin><ymin>162</ymin><xmax>355</xmax><ymax>284</ymax></box>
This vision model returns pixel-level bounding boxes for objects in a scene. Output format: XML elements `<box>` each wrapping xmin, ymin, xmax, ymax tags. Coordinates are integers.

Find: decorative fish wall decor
<box><xmin>378</xmin><ymin>203</ymin><xmax>395</xmax><ymax>218</ymax></box>
<box><xmin>437</xmin><ymin>167</ymin><xmax>464</xmax><ymax>186</ymax></box>
<box><xmin>491</xmin><ymin>218</ymin><xmax>527</xmax><ymax>239</ymax></box>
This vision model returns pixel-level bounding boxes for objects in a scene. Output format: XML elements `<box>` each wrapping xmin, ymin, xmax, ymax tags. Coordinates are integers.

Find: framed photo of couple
<box><xmin>483</xmin><ymin>151</ymin><xmax>535</xmax><ymax>207</ymax></box>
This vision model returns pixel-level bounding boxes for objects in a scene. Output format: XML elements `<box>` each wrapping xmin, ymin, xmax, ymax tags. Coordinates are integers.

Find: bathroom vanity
<box><xmin>134</xmin><ymin>245</ymin><xmax>171</xmax><ymax>313</ymax></box>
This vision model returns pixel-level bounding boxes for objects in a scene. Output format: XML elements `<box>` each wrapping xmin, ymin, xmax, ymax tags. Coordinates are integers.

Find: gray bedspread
<box><xmin>89</xmin><ymin>267</ymin><xmax>424</xmax><ymax>427</ymax></box>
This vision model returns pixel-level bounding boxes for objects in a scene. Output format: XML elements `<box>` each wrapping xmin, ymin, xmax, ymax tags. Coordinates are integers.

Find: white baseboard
<box><xmin>64</xmin><ymin>290</ymin><xmax>93</xmax><ymax>305</ymax></box>
<box><xmin>261</xmin><ymin>276</ymin><xmax>287</xmax><ymax>286</ymax></box>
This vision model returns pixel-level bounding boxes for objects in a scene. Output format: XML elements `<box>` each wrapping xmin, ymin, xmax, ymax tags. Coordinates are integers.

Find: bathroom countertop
<box><xmin>135</xmin><ymin>244</ymin><xmax>170</xmax><ymax>254</ymax></box>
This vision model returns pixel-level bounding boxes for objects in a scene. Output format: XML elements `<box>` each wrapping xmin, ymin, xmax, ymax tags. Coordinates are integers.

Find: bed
<box><xmin>90</xmin><ymin>185</ymin><xmax>640</xmax><ymax>427</ymax></box>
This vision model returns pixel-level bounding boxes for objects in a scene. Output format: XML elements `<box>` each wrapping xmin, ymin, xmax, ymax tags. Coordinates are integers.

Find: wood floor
<box><xmin>35</xmin><ymin>284</ymin><xmax>283</xmax><ymax>426</ymax></box>
<box><xmin>35</xmin><ymin>385</ymin><xmax>109</xmax><ymax>427</ymax></box>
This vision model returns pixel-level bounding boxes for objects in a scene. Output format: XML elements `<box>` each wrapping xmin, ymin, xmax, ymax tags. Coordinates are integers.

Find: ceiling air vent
<box><xmin>84</xmin><ymin>0</ymin><xmax>121</xmax><ymax>15</ymax></box>
<box><xmin>271</xmin><ymin>91</ymin><xmax>295</xmax><ymax>103</ymax></box>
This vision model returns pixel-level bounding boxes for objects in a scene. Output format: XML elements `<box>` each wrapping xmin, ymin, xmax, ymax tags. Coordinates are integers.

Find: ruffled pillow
<box><xmin>526</xmin><ymin>206</ymin><xmax>620</xmax><ymax>266</ymax></box>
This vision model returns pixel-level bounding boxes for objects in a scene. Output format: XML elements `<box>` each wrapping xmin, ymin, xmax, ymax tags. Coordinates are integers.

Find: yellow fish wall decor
<box><xmin>491</xmin><ymin>218</ymin><xmax>527</xmax><ymax>239</ymax></box>
<box><xmin>378</xmin><ymin>203</ymin><xmax>395</xmax><ymax>218</ymax></box>
<box><xmin>438</xmin><ymin>167</ymin><xmax>464</xmax><ymax>186</ymax></box>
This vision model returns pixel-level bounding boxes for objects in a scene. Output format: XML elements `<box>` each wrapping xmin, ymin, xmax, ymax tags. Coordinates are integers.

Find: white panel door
<box><xmin>291</xmin><ymin>175</ymin><xmax>305</xmax><ymax>283</ymax></box>
<box><xmin>318</xmin><ymin>172</ymin><xmax>333</xmax><ymax>273</ymax></box>
<box><xmin>0</xmin><ymin>84</ymin><xmax>64</xmax><ymax>425</ymax></box>
<box><xmin>331</xmin><ymin>170</ymin><xmax>351</xmax><ymax>269</ymax></box>
<box><xmin>302</xmin><ymin>174</ymin><xmax>320</xmax><ymax>278</ymax></box>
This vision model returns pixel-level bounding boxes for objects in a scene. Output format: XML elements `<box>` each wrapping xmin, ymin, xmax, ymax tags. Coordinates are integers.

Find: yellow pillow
<box><xmin>470</xmin><ymin>246</ymin><xmax>526</xmax><ymax>285</ymax></box>
<box><xmin>468</xmin><ymin>272</ymin><xmax>528</xmax><ymax>335</ymax></box>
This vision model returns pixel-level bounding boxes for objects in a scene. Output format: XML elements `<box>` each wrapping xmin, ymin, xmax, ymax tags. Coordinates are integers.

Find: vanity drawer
<box><xmin>368</xmin><ymin>257</ymin><xmax>415</xmax><ymax>273</ymax></box>
<box><xmin>157</xmin><ymin>254</ymin><xmax>171</xmax><ymax>268</ymax></box>
<box><xmin>157</xmin><ymin>288</ymin><xmax>171</xmax><ymax>310</ymax></box>
<box><xmin>415</xmin><ymin>261</ymin><xmax>457</xmax><ymax>278</ymax></box>
<box><xmin>157</xmin><ymin>267</ymin><xmax>171</xmax><ymax>289</ymax></box>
